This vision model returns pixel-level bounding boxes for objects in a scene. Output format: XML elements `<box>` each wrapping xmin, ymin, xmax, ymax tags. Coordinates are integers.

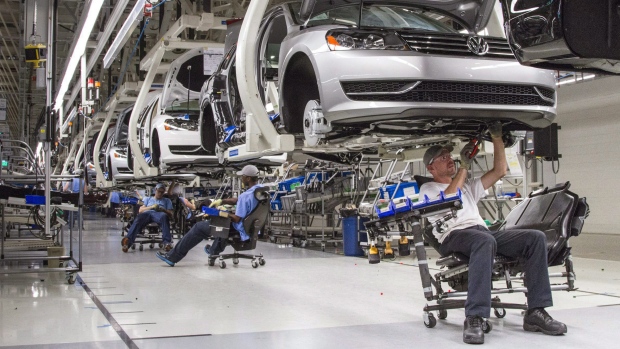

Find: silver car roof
<box><xmin>298</xmin><ymin>0</ymin><xmax>495</xmax><ymax>32</ymax></box>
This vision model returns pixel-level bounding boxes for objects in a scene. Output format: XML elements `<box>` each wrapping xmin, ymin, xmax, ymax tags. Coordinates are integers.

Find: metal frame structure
<box><xmin>128</xmin><ymin>13</ymin><xmax>225</xmax><ymax>179</ymax></box>
<box><xmin>225</xmin><ymin>0</ymin><xmax>295</xmax><ymax>162</ymax></box>
<box><xmin>92</xmin><ymin>82</ymin><xmax>141</xmax><ymax>188</ymax></box>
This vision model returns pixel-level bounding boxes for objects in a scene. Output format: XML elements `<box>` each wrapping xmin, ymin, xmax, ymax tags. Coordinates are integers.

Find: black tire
<box><xmin>107</xmin><ymin>158</ymin><xmax>113</xmax><ymax>181</ymax></box>
<box><xmin>127</xmin><ymin>144</ymin><xmax>134</xmax><ymax>171</ymax></box>
<box><xmin>424</xmin><ymin>313</ymin><xmax>437</xmax><ymax>328</ymax></box>
<box><xmin>438</xmin><ymin>309</ymin><xmax>448</xmax><ymax>320</ymax></box>
<box><xmin>200</xmin><ymin>103</ymin><xmax>217</xmax><ymax>154</ymax></box>
<box><xmin>483</xmin><ymin>320</ymin><xmax>493</xmax><ymax>333</ymax></box>
<box><xmin>282</xmin><ymin>55</ymin><xmax>318</xmax><ymax>134</ymax></box>
<box><xmin>494</xmin><ymin>308</ymin><xmax>506</xmax><ymax>318</ymax></box>
<box><xmin>151</xmin><ymin>131</ymin><xmax>161</xmax><ymax>167</ymax></box>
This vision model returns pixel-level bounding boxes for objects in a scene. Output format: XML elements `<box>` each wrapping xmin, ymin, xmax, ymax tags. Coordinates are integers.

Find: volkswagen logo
<box><xmin>467</xmin><ymin>36</ymin><xmax>489</xmax><ymax>56</ymax></box>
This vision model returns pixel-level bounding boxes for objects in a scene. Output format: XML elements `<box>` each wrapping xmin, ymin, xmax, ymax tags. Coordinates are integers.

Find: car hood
<box><xmin>160</xmin><ymin>47</ymin><xmax>211</xmax><ymax>108</ymax></box>
<box><xmin>298</xmin><ymin>0</ymin><xmax>495</xmax><ymax>32</ymax></box>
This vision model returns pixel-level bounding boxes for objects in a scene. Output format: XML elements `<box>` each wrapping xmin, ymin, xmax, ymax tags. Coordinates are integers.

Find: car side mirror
<box><xmin>299</xmin><ymin>0</ymin><xmax>317</xmax><ymax>22</ymax></box>
<box><xmin>501</xmin><ymin>0</ymin><xmax>620</xmax><ymax>74</ymax></box>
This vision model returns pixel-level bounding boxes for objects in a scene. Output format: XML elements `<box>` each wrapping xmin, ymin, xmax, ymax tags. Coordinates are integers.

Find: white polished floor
<box><xmin>1</xmin><ymin>213</ymin><xmax>619</xmax><ymax>348</ymax></box>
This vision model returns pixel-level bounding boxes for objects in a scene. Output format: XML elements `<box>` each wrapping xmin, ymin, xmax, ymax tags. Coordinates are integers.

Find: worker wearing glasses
<box><xmin>419</xmin><ymin>122</ymin><xmax>566</xmax><ymax>344</ymax></box>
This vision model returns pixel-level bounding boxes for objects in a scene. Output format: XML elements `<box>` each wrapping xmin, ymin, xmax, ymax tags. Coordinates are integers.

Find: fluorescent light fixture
<box><xmin>60</xmin><ymin>106</ymin><xmax>77</xmax><ymax>134</ymax></box>
<box><xmin>54</xmin><ymin>0</ymin><xmax>104</xmax><ymax>110</ymax></box>
<box><xmin>556</xmin><ymin>74</ymin><xmax>596</xmax><ymax>86</ymax></box>
<box><xmin>103</xmin><ymin>0</ymin><xmax>146</xmax><ymax>69</ymax></box>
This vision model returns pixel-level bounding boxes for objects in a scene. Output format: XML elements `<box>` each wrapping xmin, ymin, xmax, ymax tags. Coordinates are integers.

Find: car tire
<box><xmin>107</xmin><ymin>158</ymin><xmax>113</xmax><ymax>181</ymax></box>
<box><xmin>151</xmin><ymin>131</ymin><xmax>161</xmax><ymax>167</ymax></box>
<box><xmin>200</xmin><ymin>104</ymin><xmax>218</xmax><ymax>154</ymax></box>
<box><xmin>127</xmin><ymin>144</ymin><xmax>133</xmax><ymax>171</ymax></box>
<box><xmin>282</xmin><ymin>54</ymin><xmax>319</xmax><ymax>135</ymax></box>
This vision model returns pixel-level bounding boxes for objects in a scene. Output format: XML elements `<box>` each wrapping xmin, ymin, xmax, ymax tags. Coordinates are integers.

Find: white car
<box><xmin>204</xmin><ymin>0</ymin><xmax>558</xmax><ymax>163</ymax></box>
<box><xmin>133</xmin><ymin>48</ymin><xmax>218</xmax><ymax>173</ymax></box>
<box><xmin>104</xmin><ymin>106</ymin><xmax>134</xmax><ymax>181</ymax></box>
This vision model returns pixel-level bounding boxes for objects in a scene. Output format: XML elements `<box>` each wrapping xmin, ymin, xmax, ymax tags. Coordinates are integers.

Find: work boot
<box><xmin>155</xmin><ymin>251</ymin><xmax>175</xmax><ymax>267</ymax></box>
<box><xmin>121</xmin><ymin>237</ymin><xmax>130</xmax><ymax>253</ymax></box>
<box><xmin>163</xmin><ymin>243</ymin><xmax>173</xmax><ymax>252</ymax></box>
<box><xmin>523</xmin><ymin>308</ymin><xmax>567</xmax><ymax>335</ymax></box>
<box><xmin>463</xmin><ymin>316</ymin><xmax>484</xmax><ymax>344</ymax></box>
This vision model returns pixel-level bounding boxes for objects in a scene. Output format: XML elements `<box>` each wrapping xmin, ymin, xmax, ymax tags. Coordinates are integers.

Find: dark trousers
<box><xmin>439</xmin><ymin>225</ymin><xmax>553</xmax><ymax>318</ymax></box>
<box><xmin>126</xmin><ymin>211</ymin><xmax>172</xmax><ymax>244</ymax></box>
<box><xmin>166</xmin><ymin>220</ymin><xmax>227</xmax><ymax>263</ymax></box>
<box><xmin>107</xmin><ymin>203</ymin><xmax>119</xmax><ymax>217</ymax></box>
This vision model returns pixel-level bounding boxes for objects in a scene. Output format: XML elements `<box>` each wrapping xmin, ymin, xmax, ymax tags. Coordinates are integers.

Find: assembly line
<box><xmin>1</xmin><ymin>0</ymin><xmax>619</xmax><ymax>348</ymax></box>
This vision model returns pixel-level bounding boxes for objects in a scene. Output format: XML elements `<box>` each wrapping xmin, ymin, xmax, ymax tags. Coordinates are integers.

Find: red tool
<box><xmin>468</xmin><ymin>138</ymin><xmax>482</xmax><ymax>159</ymax></box>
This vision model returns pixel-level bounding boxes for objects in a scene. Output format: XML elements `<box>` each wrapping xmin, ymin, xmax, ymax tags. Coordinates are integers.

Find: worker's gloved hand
<box><xmin>209</xmin><ymin>199</ymin><xmax>222</xmax><ymax>208</ymax></box>
<box><xmin>488</xmin><ymin>121</ymin><xmax>503</xmax><ymax>139</ymax></box>
<box><xmin>459</xmin><ymin>143</ymin><xmax>475</xmax><ymax>170</ymax></box>
<box><xmin>151</xmin><ymin>203</ymin><xmax>160</xmax><ymax>211</ymax></box>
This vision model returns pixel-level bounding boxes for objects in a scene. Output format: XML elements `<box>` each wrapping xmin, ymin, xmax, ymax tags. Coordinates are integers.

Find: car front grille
<box><xmin>398</xmin><ymin>32</ymin><xmax>515</xmax><ymax>59</ymax></box>
<box><xmin>341</xmin><ymin>81</ymin><xmax>555</xmax><ymax>106</ymax></box>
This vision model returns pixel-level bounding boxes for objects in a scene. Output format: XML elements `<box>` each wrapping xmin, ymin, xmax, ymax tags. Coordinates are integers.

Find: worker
<box><xmin>107</xmin><ymin>191</ymin><xmax>121</xmax><ymax>218</ymax></box>
<box><xmin>156</xmin><ymin>165</ymin><xmax>262</xmax><ymax>266</ymax></box>
<box><xmin>63</xmin><ymin>168</ymin><xmax>88</xmax><ymax>229</ymax></box>
<box><xmin>418</xmin><ymin>122</ymin><xmax>566</xmax><ymax>345</ymax></box>
<box><xmin>121</xmin><ymin>183</ymin><xmax>174</xmax><ymax>252</ymax></box>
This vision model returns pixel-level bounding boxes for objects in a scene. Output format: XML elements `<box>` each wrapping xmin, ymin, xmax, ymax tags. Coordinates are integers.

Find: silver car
<box><xmin>208</xmin><ymin>0</ymin><xmax>557</xmax><ymax>158</ymax></box>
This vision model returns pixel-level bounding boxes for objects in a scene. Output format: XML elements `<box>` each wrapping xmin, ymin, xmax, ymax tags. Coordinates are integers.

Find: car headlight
<box><xmin>163</xmin><ymin>117</ymin><xmax>198</xmax><ymax>131</ymax></box>
<box><xmin>326</xmin><ymin>30</ymin><xmax>409</xmax><ymax>51</ymax></box>
<box><xmin>113</xmin><ymin>148</ymin><xmax>127</xmax><ymax>158</ymax></box>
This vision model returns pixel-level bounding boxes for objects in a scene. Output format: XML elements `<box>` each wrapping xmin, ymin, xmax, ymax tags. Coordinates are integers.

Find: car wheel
<box><xmin>151</xmin><ymin>131</ymin><xmax>161</xmax><ymax>167</ymax></box>
<box><xmin>282</xmin><ymin>54</ymin><xmax>318</xmax><ymax>135</ymax></box>
<box><xmin>127</xmin><ymin>144</ymin><xmax>133</xmax><ymax>171</ymax></box>
<box><xmin>200</xmin><ymin>104</ymin><xmax>217</xmax><ymax>154</ymax></box>
<box><xmin>107</xmin><ymin>158</ymin><xmax>113</xmax><ymax>180</ymax></box>
<box><xmin>302</xmin><ymin>99</ymin><xmax>331</xmax><ymax>147</ymax></box>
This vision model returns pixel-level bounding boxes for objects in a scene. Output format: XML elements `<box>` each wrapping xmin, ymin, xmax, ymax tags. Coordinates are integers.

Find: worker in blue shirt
<box><xmin>122</xmin><ymin>183</ymin><xmax>174</xmax><ymax>252</ymax></box>
<box><xmin>156</xmin><ymin>165</ymin><xmax>262</xmax><ymax>266</ymax></box>
<box><xmin>107</xmin><ymin>191</ymin><xmax>121</xmax><ymax>218</ymax></box>
<box><xmin>63</xmin><ymin>169</ymin><xmax>88</xmax><ymax>229</ymax></box>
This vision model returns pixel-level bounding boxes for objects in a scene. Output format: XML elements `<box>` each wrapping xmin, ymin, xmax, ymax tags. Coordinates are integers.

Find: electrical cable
<box><xmin>102</xmin><ymin>0</ymin><xmax>171</xmax><ymax>105</ymax></box>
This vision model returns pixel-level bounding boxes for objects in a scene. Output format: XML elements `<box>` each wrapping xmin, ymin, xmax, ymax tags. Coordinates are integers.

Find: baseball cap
<box><xmin>155</xmin><ymin>183</ymin><xmax>166</xmax><ymax>190</ymax></box>
<box><xmin>237</xmin><ymin>165</ymin><xmax>260</xmax><ymax>177</ymax></box>
<box><xmin>423</xmin><ymin>145</ymin><xmax>454</xmax><ymax>166</ymax></box>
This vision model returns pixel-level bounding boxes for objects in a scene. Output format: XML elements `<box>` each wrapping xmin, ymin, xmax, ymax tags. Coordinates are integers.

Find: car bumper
<box><xmin>311</xmin><ymin>51</ymin><xmax>557</xmax><ymax>128</ymax></box>
<box><xmin>156</xmin><ymin>128</ymin><xmax>218</xmax><ymax>165</ymax></box>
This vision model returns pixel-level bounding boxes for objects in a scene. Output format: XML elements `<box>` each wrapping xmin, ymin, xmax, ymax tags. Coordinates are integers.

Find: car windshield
<box><xmin>167</xmin><ymin>99</ymin><xmax>201</xmax><ymax>112</ymax></box>
<box><xmin>291</xmin><ymin>3</ymin><xmax>460</xmax><ymax>33</ymax></box>
<box><xmin>167</xmin><ymin>99</ymin><xmax>201</xmax><ymax>119</ymax></box>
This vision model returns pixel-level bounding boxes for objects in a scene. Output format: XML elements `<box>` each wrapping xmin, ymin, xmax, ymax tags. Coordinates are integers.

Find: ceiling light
<box><xmin>103</xmin><ymin>0</ymin><xmax>146</xmax><ymax>69</ymax></box>
<box><xmin>54</xmin><ymin>0</ymin><xmax>104</xmax><ymax>109</ymax></box>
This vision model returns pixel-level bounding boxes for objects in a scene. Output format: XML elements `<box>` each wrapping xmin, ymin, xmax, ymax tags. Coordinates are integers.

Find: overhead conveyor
<box><xmin>92</xmin><ymin>82</ymin><xmax>142</xmax><ymax>188</ymax></box>
<box><xmin>127</xmin><ymin>14</ymin><xmax>226</xmax><ymax>179</ymax></box>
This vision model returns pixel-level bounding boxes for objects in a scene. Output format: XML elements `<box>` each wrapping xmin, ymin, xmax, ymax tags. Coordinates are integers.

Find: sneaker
<box><xmin>523</xmin><ymin>308</ymin><xmax>567</xmax><ymax>335</ymax></box>
<box><xmin>156</xmin><ymin>251</ymin><xmax>175</xmax><ymax>267</ymax></box>
<box><xmin>463</xmin><ymin>316</ymin><xmax>484</xmax><ymax>344</ymax></box>
<box><xmin>121</xmin><ymin>237</ymin><xmax>130</xmax><ymax>253</ymax></box>
<box><xmin>163</xmin><ymin>243</ymin><xmax>173</xmax><ymax>252</ymax></box>
<box><xmin>204</xmin><ymin>244</ymin><xmax>211</xmax><ymax>256</ymax></box>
